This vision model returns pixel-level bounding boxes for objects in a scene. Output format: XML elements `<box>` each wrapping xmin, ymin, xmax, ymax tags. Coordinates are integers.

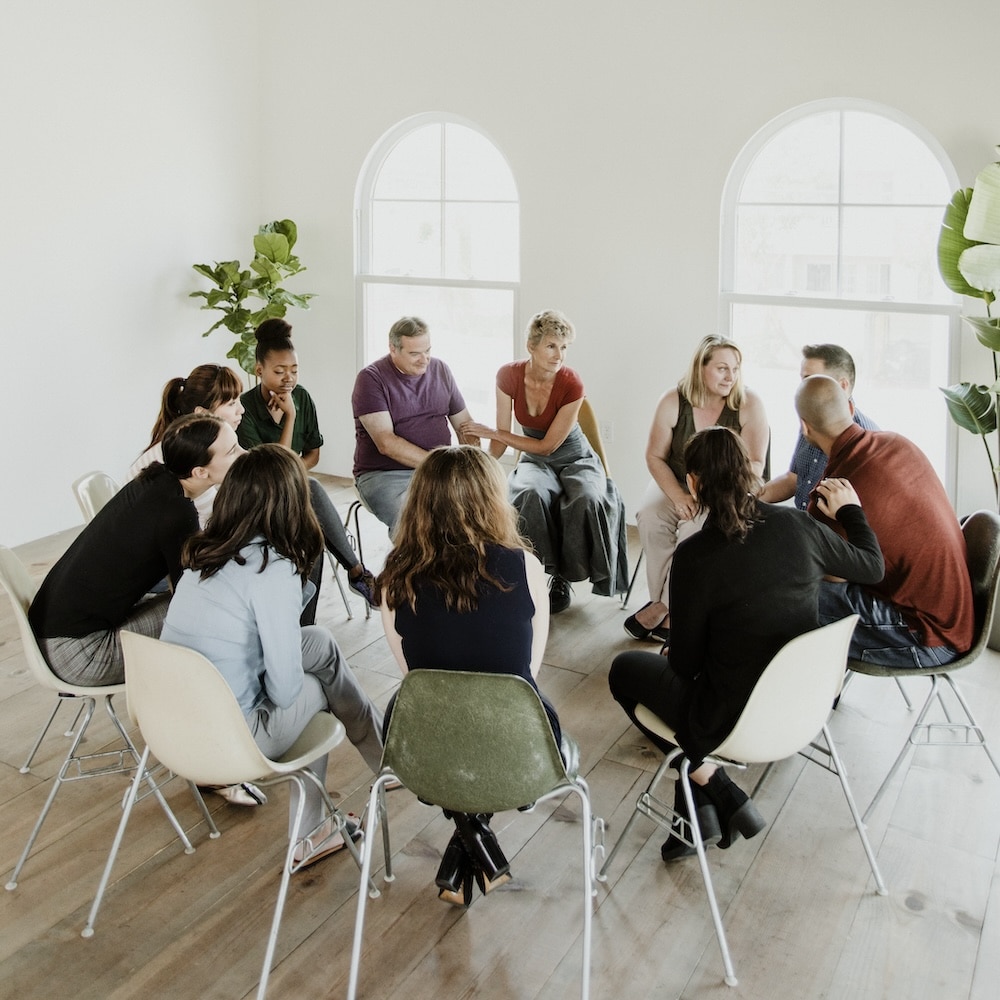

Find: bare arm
<box><xmin>738</xmin><ymin>389</ymin><xmax>769</xmax><ymax>479</ymax></box>
<box><xmin>644</xmin><ymin>390</ymin><xmax>697</xmax><ymax>520</ymax></box>
<box><xmin>266</xmin><ymin>390</ymin><xmax>298</xmax><ymax>452</ymax></box>
<box><xmin>380</xmin><ymin>604</ymin><xmax>410</xmax><ymax>676</ymax></box>
<box><xmin>448</xmin><ymin>408</ymin><xmax>481</xmax><ymax>448</ymax></box>
<box><xmin>464</xmin><ymin>396</ymin><xmax>583</xmax><ymax>458</ymax></box>
<box><xmin>758</xmin><ymin>469</ymin><xmax>796</xmax><ymax>503</ymax></box>
<box><xmin>300</xmin><ymin>447</ymin><xmax>320</xmax><ymax>471</ymax></box>
<box><xmin>358</xmin><ymin>411</ymin><xmax>430</xmax><ymax>469</ymax></box>
<box><xmin>524</xmin><ymin>551</ymin><xmax>550</xmax><ymax>679</ymax></box>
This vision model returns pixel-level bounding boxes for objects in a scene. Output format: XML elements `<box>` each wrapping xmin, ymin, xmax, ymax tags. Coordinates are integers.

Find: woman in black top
<box><xmin>378</xmin><ymin>445</ymin><xmax>554</xmax><ymax>905</ymax></box>
<box><xmin>609</xmin><ymin>426</ymin><xmax>883</xmax><ymax>860</ymax></box>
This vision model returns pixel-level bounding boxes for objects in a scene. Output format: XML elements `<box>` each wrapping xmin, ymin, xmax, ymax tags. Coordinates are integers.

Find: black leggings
<box><xmin>608</xmin><ymin>650</ymin><xmax>703</xmax><ymax>770</ymax></box>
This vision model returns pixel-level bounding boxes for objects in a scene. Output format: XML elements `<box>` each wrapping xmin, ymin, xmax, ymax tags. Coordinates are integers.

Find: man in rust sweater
<box><xmin>796</xmin><ymin>375</ymin><xmax>974</xmax><ymax>667</ymax></box>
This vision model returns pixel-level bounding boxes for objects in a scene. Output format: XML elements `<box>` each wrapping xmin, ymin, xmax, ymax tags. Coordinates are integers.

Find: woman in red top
<box><xmin>463</xmin><ymin>310</ymin><xmax>628</xmax><ymax>613</ymax></box>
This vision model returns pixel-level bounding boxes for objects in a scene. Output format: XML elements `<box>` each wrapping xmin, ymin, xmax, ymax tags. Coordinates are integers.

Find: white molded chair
<box><xmin>17</xmin><ymin>472</ymin><xmax>124</xmax><ymax>771</ymax></box>
<box><xmin>72</xmin><ymin>470</ymin><xmax>121</xmax><ymax>523</ymax></box>
<box><xmin>0</xmin><ymin>546</ymin><xmax>205</xmax><ymax>892</ymax></box>
<box><xmin>599</xmin><ymin>615</ymin><xmax>886</xmax><ymax>987</ymax></box>
<box><xmin>347</xmin><ymin>669</ymin><xmax>602</xmax><ymax>1000</ymax></box>
<box><xmin>846</xmin><ymin>509</ymin><xmax>1000</xmax><ymax>821</ymax></box>
<box><xmin>85</xmin><ymin>631</ymin><xmax>369</xmax><ymax>1000</ymax></box>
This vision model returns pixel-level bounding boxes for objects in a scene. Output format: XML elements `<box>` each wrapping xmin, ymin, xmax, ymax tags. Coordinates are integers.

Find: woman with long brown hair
<box><xmin>378</xmin><ymin>445</ymin><xmax>557</xmax><ymax>905</ymax></box>
<box><xmin>161</xmin><ymin>445</ymin><xmax>384</xmax><ymax>867</ymax></box>
<box><xmin>610</xmin><ymin>426</ymin><xmax>883</xmax><ymax>861</ymax></box>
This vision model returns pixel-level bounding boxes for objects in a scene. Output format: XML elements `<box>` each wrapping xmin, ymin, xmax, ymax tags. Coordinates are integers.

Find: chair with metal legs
<box><xmin>18</xmin><ymin>472</ymin><xmax>122</xmax><ymax>772</ymax></box>
<box><xmin>84</xmin><ymin>631</ymin><xmax>373</xmax><ymax>1000</ymax></box>
<box><xmin>347</xmin><ymin>669</ymin><xmax>603</xmax><ymax>1000</ymax></box>
<box><xmin>846</xmin><ymin>509</ymin><xmax>1000</xmax><ymax>822</ymax></box>
<box><xmin>599</xmin><ymin>615</ymin><xmax>886</xmax><ymax>987</ymax></box>
<box><xmin>0</xmin><ymin>546</ymin><xmax>211</xmax><ymax>892</ymax></box>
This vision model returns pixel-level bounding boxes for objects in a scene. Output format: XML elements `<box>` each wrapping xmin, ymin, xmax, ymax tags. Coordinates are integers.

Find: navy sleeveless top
<box><xmin>393</xmin><ymin>545</ymin><xmax>561</xmax><ymax>742</ymax></box>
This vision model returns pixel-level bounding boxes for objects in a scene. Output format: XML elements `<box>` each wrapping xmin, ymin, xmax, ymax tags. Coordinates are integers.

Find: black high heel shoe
<box><xmin>436</xmin><ymin>832</ymin><xmax>476</xmax><ymax>906</ymax></box>
<box><xmin>454</xmin><ymin>813</ymin><xmax>511</xmax><ymax>887</ymax></box>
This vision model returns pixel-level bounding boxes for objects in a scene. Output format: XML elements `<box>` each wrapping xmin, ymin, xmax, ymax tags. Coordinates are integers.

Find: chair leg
<box><xmin>187</xmin><ymin>781</ymin><xmax>221</xmax><ymax>838</ymax></box>
<box><xmin>82</xmin><ymin>744</ymin><xmax>151</xmax><ymax>937</ymax></box>
<box><xmin>598</xmin><ymin>754</ymin><xmax>673</xmax><ymax>878</ymax></box>
<box><xmin>348</xmin><ymin>775</ymin><xmax>394</xmax><ymax>1000</ymax></box>
<box><xmin>102</xmin><ymin>697</ymin><xmax>196</xmax><ymax>853</ymax></box>
<box><xmin>819</xmin><ymin>724</ymin><xmax>887</xmax><ymax>895</ymax></box>
<box><xmin>257</xmin><ymin>774</ymin><xmax>310</xmax><ymax>1000</ymax></box>
<box><xmin>6</xmin><ymin>697</ymin><xmax>98</xmax><ymax>890</ymax></box>
<box><xmin>326</xmin><ymin>552</ymin><xmax>355</xmax><ymax>621</ymax></box>
<box><xmin>345</xmin><ymin>500</ymin><xmax>372</xmax><ymax>621</ymax></box>
<box><xmin>679</xmin><ymin>756</ymin><xmax>738</xmax><ymax>987</ymax></box>
<box><xmin>20</xmin><ymin>696</ymin><xmax>66</xmax><ymax>773</ymax></box>
<box><xmin>567</xmin><ymin>780</ymin><xmax>594</xmax><ymax>1000</ymax></box>
<box><xmin>621</xmin><ymin>549</ymin><xmax>644</xmax><ymax>609</ymax></box>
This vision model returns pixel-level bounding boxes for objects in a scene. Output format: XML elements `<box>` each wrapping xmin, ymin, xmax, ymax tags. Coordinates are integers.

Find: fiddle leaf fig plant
<box><xmin>191</xmin><ymin>219</ymin><xmax>315</xmax><ymax>376</ymax></box>
<box><xmin>937</xmin><ymin>147</ymin><xmax>1000</xmax><ymax>500</ymax></box>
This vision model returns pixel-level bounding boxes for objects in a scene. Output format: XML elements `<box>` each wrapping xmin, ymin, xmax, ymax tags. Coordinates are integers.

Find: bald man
<box><xmin>795</xmin><ymin>374</ymin><xmax>973</xmax><ymax>667</ymax></box>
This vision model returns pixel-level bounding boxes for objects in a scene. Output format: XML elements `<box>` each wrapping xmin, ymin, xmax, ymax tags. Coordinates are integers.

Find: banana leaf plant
<box><xmin>937</xmin><ymin>148</ymin><xmax>1000</xmax><ymax>501</ymax></box>
<box><xmin>191</xmin><ymin>219</ymin><xmax>315</xmax><ymax>376</ymax></box>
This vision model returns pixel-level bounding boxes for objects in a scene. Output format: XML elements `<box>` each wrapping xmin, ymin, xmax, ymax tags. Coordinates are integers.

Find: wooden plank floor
<box><xmin>2</xmin><ymin>475</ymin><xmax>999</xmax><ymax>1000</ymax></box>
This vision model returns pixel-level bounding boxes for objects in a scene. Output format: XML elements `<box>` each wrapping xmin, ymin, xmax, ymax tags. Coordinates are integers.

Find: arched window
<box><xmin>355</xmin><ymin>114</ymin><xmax>519</xmax><ymax>418</ymax></box>
<box><xmin>720</xmin><ymin>100</ymin><xmax>960</xmax><ymax>490</ymax></box>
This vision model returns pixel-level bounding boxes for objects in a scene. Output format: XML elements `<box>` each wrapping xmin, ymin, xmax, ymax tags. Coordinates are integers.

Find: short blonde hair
<box><xmin>678</xmin><ymin>335</ymin><xmax>746</xmax><ymax>411</ymax></box>
<box><xmin>526</xmin><ymin>309</ymin><xmax>575</xmax><ymax>349</ymax></box>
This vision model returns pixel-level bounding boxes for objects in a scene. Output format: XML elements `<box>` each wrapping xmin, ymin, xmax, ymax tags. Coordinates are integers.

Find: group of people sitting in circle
<box><xmin>26</xmin><ymin>309</ymin><xmax>974</xmax><ymax>893</ymax></box>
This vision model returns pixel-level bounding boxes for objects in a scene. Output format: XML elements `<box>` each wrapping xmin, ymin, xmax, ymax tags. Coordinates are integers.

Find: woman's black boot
<box><xmin>454</xmin><ymin>813</ymin><xmax>511</xmax><ymax>890</ymax></box>
<box><xmin>661</xmin><ymin>779</ymin><xmax>722</xmax><ymax>862</ymax></box>
<box><xmin>436</xmin><ymin>832</ymin><xmax>475</xmax><ymax>905</ymax></box>
<box><xmin>702</xmin><ymin>767</ymin><xmax>766</xmax><ymax>849</ymax></box>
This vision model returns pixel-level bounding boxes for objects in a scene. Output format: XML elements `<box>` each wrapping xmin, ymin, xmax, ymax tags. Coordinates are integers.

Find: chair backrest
<box><xmin>0</xmin><ymin>545</ymin><xmax>76</xmax><ymax>695</ymax></box>
<box><xmin>959</xmin><ymin>510</ymin><xmax>1000</xmax><ymax>659</ymax></box>
<box><xmin>72</xmin><ymin>471</ymin><xmax>121</xmax><ymax>523</ymax></box>
<box><xmin>120</xmin><ymin>631</ymin><xmax>282</xmax><ymax>787</ymax></box>
<box><xmin>577</xmin><ymin>398</ymin><xmax>610</xmax><ymax>476</ymax></box>
<box><xmin>712</xmin><ymin>615</ymin><xmax>859</xmax><ymax>765</ymax></box>
<box><xmin>382</xmin><ymin>669</ymin><xmax>568</xmax><ymax>814</ymax></box>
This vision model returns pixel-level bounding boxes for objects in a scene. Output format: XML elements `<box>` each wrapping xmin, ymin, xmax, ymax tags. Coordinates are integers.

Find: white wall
<box><xmin>3</xmin><ymin>0</ymin><xmax>997</xmax><ymax>545</ymax></box>
<box><xmin>0</xmin><ymin>2</ymin><xmax>261</xmax><ymax>545</ymax></box>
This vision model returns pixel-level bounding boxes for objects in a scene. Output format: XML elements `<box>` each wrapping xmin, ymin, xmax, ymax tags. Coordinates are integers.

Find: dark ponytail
<box><xmin>683</xmin><ymin>427</ymin><xmax>761</xmax><ymax>542</ymax></box>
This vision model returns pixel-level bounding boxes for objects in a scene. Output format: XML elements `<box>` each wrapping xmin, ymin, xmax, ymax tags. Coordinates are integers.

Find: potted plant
<box><xmin>937</xmin><ymin>147</ymin><xmax>1000</xmax><ymax>500</ymax></box>
<box><xmin>191</xmin><ymin>219</ymin><xmax>315</xmax><ymax>376</ymax></box>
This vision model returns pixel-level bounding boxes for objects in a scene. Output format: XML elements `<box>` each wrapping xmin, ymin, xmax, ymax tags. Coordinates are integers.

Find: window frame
<box><xmin>718</xmin><ymin>97</ymin><xmax>963</xmax><ymax>497</ymax></box>
<box><xmin>354</xmin><ymin>111</ymin><xmax>520</xmax><ymax>369</ymax></box>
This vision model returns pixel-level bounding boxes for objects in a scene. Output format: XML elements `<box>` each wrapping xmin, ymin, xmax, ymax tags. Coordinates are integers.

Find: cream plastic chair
<box><xmin>17</xmin><ymin>472</ymin><xmax>124</xmax><ymax>771</ymax></box>
<box><xmin>84</xmin><ymin>631</ymin><xmax>370</xmax><ymax>1000</ymax></box>
<box><xmin>347</xmin><ymin>669</ymin><xmax>602</xmax><ymax>1000</ymax></box>
<box><xmin>0</xmin><ymin>546</ymin><xmax>205</xmax><ymax>892</ymax></box>
<box><xmin>72</xmin><ymin>470</ymin><xmax>121</xmax><ymax>523</ymax></box>
<box><xmin>846</xmin><ymin>509</ymin><xmax>1000</xmax><ymax>821</ymax></box>
<box><xmin>599</xmin><ymin>615</ymin><xmax>886</xmax><ymax>987</ymax></box>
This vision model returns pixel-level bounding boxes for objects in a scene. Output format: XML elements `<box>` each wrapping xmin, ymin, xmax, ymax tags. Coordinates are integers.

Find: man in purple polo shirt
<box><xmin>352</xmin><ymin>316</ymin><xmax>478</xmax><ymax>533</ymax></box>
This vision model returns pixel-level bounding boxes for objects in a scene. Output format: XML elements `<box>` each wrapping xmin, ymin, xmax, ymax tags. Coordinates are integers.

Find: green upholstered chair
<box><xmin>347</xmin><ymin>669</ymin><xmax>601</xmax><ymax>1000</ymax></box>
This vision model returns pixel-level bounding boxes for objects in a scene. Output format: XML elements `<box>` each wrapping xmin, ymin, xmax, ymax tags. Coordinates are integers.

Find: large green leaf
<box><xmin>250</xmin><ymin>256</ymin><xmax>282</xmax><ymax>285</ymax></box>
<box><xmin>940</xmin><ymin>382</ymin><xmax>998</xmax><ymax>435</ymax></box>
<box><xmin>938</xmin><ymin>188</ymin><xmax>985</xmax><ymax>299</ymax></box>
<box><xmin>253</xmin><ymin>232</ymin><xmax>290</xmax><ymax>265</ymax></box>
<box><xmin>959</xmin><ymin>244</ymin><xmax>1000</xmax><ymax>296</ymax></box>
<box><xmin>260</xmin><ymin>219</ymin><xmax>298</xmax><ymax>251</ymax></box>
<box><xmin>965</xmin><ymin>315</ymin><xmax>1000</xmax><ymax>351</ymax></box>
<box><xmin>964</xmin><ymin>161</ymin><xmax>1000</xmax><ymax>244</ymax></box>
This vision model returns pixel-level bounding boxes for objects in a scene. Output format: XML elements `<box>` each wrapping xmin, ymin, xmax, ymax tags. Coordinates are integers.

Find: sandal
<box><xmin>293</xmin><ymin>813</ymin><xmax>361</xmax><ymax>870</ymax></box>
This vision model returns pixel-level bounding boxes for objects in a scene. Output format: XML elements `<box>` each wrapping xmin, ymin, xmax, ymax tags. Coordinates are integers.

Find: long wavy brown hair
<box><xmin>377</xmin><ymin>446</ymin><xmax>529</xmax><ymax>613</ymax></box>
<box><xmin>684</xmin><ymin>426</ymin><xmax>761</xmax><ymax>542</ymax></box>
<box><xmin>182</xmin><ymin>444</ymin><xmax>322</xmax><ymax>581</ymax></box>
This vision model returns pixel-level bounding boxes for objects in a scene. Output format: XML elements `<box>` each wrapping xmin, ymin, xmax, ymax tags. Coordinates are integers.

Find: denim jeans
<box><xmin>817</xmin><ymin>580</ymin><xmax>960</xmax><ymax>668</ymax></box>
